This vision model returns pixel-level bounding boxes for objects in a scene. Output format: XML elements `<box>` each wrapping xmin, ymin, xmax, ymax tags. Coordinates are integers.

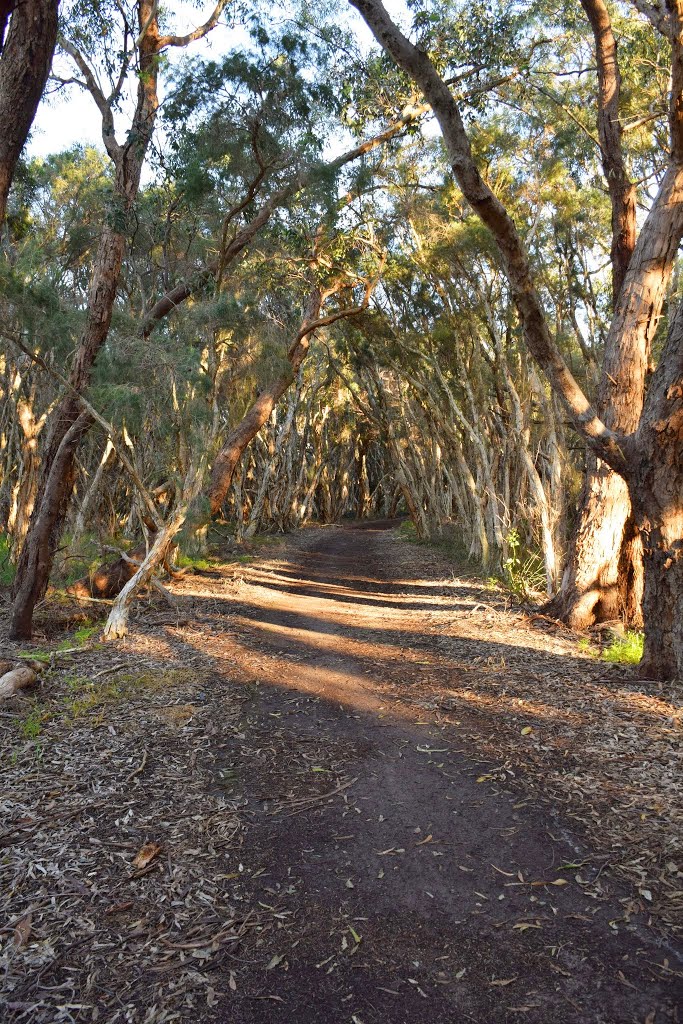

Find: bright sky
<box><xmin>28</xmin><ymin>0</ymin><xmax>407</xmax><ymax>160</ymax></box>
<box><xmin>29</xmin><ymin>3</ymin><xmax>242</xmax><ymax>158</ymax></box>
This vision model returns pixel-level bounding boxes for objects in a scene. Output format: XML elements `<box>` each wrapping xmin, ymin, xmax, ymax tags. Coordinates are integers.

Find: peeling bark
<box><xmin>628</xmin><ymin>304</ymin><xmax>683</xmax><ymax>678</ymax></box>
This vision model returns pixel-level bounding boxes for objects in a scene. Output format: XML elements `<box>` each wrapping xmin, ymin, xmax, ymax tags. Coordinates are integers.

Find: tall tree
<box><xmin>9</xmin><ymin>0</ymin><xmax>228</xmax><ymax>639</ymax></box>
<box><xmin>547</xmin><ymin>0</ymin><xmax>643</xmax><ymax>628</ymax></box>
<box><xmin>348</xmin><ymin>0</ymin><xmax>683</xmax><ymax>678</ymax></box>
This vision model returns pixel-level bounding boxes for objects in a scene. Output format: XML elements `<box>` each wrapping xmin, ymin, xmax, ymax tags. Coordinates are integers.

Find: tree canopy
<box><xmin>1</xmin><ymin>0</ymin><xmax>682</xmax><ymax>676</ymax></box>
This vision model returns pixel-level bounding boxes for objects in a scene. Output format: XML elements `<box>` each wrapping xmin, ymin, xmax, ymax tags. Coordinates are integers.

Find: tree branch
<box><xmin>140</xmin><ymin>100</ymin><xmax>428</xmax><ymax>336</ymax></box>
<box><xmin>348</xmin><ymin>0</ymin><xmax>627</xmax><ymax>474</ymax></box>
<box><xmin>58</xmin><ymin>34</ymin><xmax>122</xmax><ymax>163</ymax></box>
<box><xmin>156</xmin><ymin>0</ymin><xmax>230</xmax><ymax>49</ymax></box>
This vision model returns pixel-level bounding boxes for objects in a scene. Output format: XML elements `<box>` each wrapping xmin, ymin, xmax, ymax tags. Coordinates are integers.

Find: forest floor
<box><xmin>1</xmin><ymin>520</ymin><xmax>682</xmax><ymax>1024</ymax></box>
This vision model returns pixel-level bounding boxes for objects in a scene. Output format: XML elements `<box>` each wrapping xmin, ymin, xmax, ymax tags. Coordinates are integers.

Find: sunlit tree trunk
<box><xmin>7</xmin><ymin>398</ymin><xmax>45</xmax><ymax>558</ymax></box>
<box><xmin>627</xmin><ymin>304</ymin><xmax>683</xmax><ymax>677</ymax></box>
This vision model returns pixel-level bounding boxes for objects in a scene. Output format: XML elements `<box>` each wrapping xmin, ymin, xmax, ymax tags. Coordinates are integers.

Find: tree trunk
<box><xmin>9</xmin><ymin>411</ymin><xmax>92</xmax><ymax>639</ymax></box>
<box><xmin>627</xmin><ymin>304</ymin><xmax>683</xmax><ymax>678</ymax></box>
<box><xmin>549</xmin><ymin>161</ymin><xmax>683</xmax><ymax>628</ymax></box>
<box><xmin>9</xmin><ymin>0</ymin><xmax>161</xmax><ymax>639</ymax></box>
<box><xmin>548</xmin><ymin>466</ymin><xmax>643</xmax><ymax>625</ymax></box>
<box><xmin>7</xmin><ymin>398</ymin><xmax>42</xmax><ymax>557</ymax></box>
<box><xmin>10</xmin><ymin>226</ymin><xmax>127</xmax><ymax>638</ymax></box>
<box><xmin>546</xmin><ymin>0</ymin><xmax>678</xmax><ymax>628</ymax></box>
<box><xmin>73</xmin><ymin>437</ymin><xmax>115</xmax><ymax>541</ymax></box>
<box><xmin>102</xmin><ymin>499</ymin><xmax>191</xmax><ymax>641</ymax></box>
<box><xmin>0</xmin><ymin>0</ymin><xmax>59</xmax><ymax>226</ymax></box>
<box><xmin>206</xmin><ymin>288</ymin><xmax>322</xmax><ymax>516</ymax></box>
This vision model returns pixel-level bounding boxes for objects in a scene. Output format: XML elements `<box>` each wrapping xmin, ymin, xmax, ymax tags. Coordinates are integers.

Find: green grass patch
<box><xmin>577</xmin><ymin>630</ymin><xmax>643</xmax><ymax>665</ymax></box>
<box><xmin>17</xmin><ymin>649</ymin><xmax>52</xmax><ymax>664</ymax></box>
<box><xmin>577</xmin><ymin>636</ymin><xmax>597</xmax><ymax>657</ymax></box>
<box><xmin>397</xmin><ymin>520</ymin><xmax>417</xmax><ymax>542</ymax></box>
<box><xmin>12</xmin><ymin>667</ymin><xmax>197</xmax><ymax>744</ymax></box>
<box><xmin>602</xmin><ymin>630</ymin><xmax>644</xmax><ymax>665</ymax></box>
<box><xmin>175</xmin><ymin>551</ymin><xmax>217</xmax><ymax>572</ymax></box>
<box><xmin>17</xmin><ymin>621</ymin><xmax>103</xmax><ymax>663</ymax></box>
<box><xmin>60</xmin><ymin>668</ymin><xmax>196</xmax><ymax>720</ymax></box>
<box><xmin>19</xmin><ymin>708</ymin><xmax>45</xmax><ymax>740</ymax></box>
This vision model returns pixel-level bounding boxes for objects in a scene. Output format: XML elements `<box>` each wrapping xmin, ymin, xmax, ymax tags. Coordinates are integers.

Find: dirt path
<box><xmin>1</xmin><ymin>523</ymin><xmax>681</xmax><ymax>1023</ymax></box>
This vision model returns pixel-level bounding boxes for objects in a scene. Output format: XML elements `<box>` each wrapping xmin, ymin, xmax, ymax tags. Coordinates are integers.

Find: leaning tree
<box><xmin>349</xmin><ymin>0</ymin><xmax>683</xmax><ymax>678</ymax></box>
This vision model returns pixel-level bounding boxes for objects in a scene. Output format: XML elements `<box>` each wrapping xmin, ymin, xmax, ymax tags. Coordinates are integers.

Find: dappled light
<box><xmin>2</xmin><ymin>0</ymin><xmax>683</xmax><ymax>1020</ymax></box>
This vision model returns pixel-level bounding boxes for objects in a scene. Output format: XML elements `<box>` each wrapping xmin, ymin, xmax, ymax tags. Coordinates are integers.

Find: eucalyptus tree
<box><xmin>348</xmin><ymin>0</ymin><xmax>683</xmax><ymax>678</ymax></box>
<box><xmin>10</xmin><ymin>0</ymin><xmax>229</xmax><ymax>639</ymax></box>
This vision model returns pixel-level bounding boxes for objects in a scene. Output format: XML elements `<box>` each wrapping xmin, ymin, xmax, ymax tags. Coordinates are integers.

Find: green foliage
<box><xmin>577</xmin><ymin>631</ymin><xmax>644</xmax><ymax>665</ymax></box>
<box><xmin>0</xmin><ymin>535</ymin><xmax>15</xmax><ymax>585</ymax></box>
<box><xmin>502</xmin><ymin>530</ymin><xmax>546</xmax><ymax>599</ymax></box>
<box><xmin>602</xmin><ymin>631</ymin><xmax>644</xmax><ymax>666</ymax></box>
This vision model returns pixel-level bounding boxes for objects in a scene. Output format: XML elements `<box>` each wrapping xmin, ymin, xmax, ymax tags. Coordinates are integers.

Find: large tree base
<box><xmin>545</xmin><ymin>466</ymin><xmax>643</xmax><ymax>630</ymax></box>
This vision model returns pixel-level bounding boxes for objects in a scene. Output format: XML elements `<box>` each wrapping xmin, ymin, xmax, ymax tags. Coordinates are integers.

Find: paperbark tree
<box><xmin>0</xmin><ymin>0</ymin><xmax>59</xmax><ymax>226</ymax></box>
<box><xmin>206</xmin><ymin>276</ymin><xmax>376</xmax><ymax>516</ymax></box>
<box><xmin>547</xmin><ymin>0</ymin><xmax>643</xmax><ymax>628</ymax></box>
<box><xmin>348</xmin><ymin>0</ymin><xmax>683</xmax><ymax>678</ymax></box>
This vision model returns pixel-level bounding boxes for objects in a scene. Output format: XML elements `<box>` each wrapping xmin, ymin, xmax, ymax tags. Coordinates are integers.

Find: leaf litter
<box><xmin>0</xmin><ymin>524</ymin><xmax>680</xmax><ymax>1022</ymax></box>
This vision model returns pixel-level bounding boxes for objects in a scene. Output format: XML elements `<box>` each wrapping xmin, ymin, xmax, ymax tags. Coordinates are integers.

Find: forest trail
<box><xmin>1</xmin><ymin>523</ymin><xmax>681</xmax><ymax>1023</ymax></box>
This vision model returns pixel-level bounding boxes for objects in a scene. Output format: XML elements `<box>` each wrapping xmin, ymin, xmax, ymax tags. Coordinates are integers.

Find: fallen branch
<box><xmin>102</xmin><ymin>464</ymin><xmax>204</xmax><ymax>640</ymax></box>
<box><xmin>269</xmin><ymin>777</ymin><xmax>358</xmax><ymax>817</ymax></box>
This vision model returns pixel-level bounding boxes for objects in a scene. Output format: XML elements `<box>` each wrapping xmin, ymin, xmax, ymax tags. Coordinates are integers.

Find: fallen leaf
<box><xmin>132</xmin><ymin>842</ymin><xmax>162</xmax><ymax>870</ymax></box>
<box><xmin>415</xmin><ymin>834</ymin><xmax>434</xmax><ymax>846</ymax></box>
<box><xmin>520</xmin><ymin>726</ymin><xmax>533</xmax><ymax>736</ymax></box>
<box><xmin>13</xmin><ymin>914</ymin><xmax>32</xmax><ymax>947</ymax></box>
<box><xmin>490</xmin><ymin>977</ymin><xmax>517</xmax><ymax>987</ymax></box>
<box><xmin>105</xmin><ymin>901</ymin><xmax>134</xmax><ymax>915</ymax></box>
<box><xmin>265</xmin><ymin>954</ymin><xmax>284</xmax><ymax>970</ymax></box>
